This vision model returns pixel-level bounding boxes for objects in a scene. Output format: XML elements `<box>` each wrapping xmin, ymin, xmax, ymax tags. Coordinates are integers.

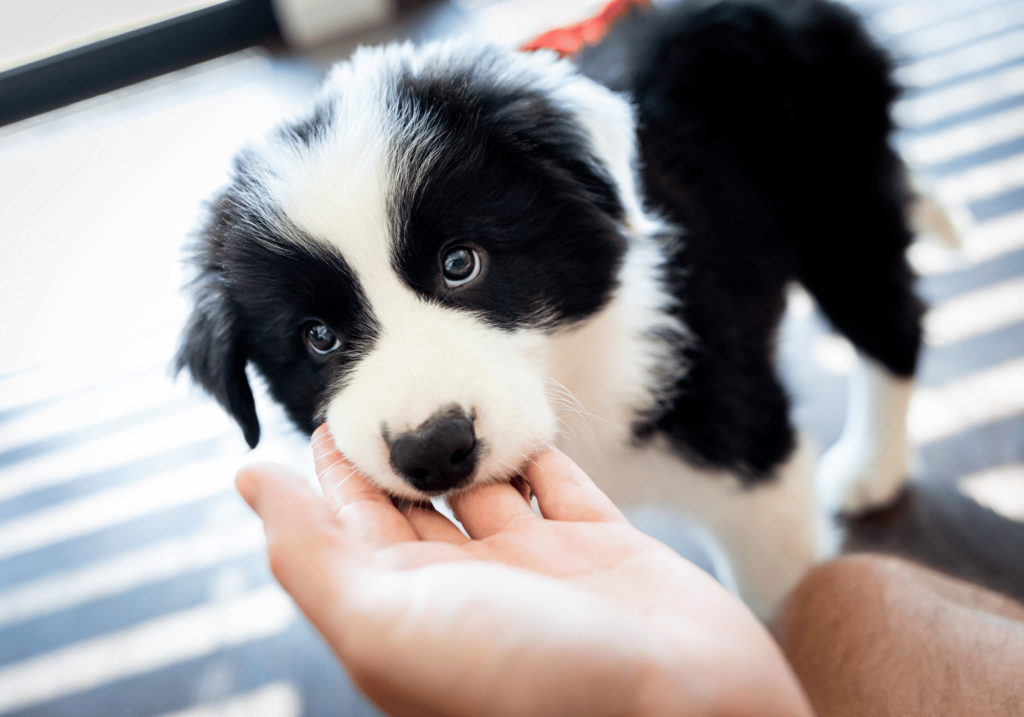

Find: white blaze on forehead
<box><xmin>265</xmin><ymin>49</ymin><xmax>397</xmax><ymax>294</ymax></box>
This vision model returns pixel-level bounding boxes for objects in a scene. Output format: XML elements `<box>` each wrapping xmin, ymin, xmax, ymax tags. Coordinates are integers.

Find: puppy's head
<box><xmin>177</xmin><ymin>41</ymin><xmax>644</xmax><ymax>498</ymax></box>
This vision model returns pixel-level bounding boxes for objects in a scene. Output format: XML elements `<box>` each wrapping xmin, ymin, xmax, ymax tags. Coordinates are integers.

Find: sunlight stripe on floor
<box><xmin>897</xmin><ymin>28</ymin><xmax>1024</xmax><ymax>90</ymax></box>
<box><xmin>908</xmin><ymin>208</ymin><xmax>1024</xmax><ymax>275</ymax></box>
<box><xmin>926</xmin><ymin>275</ymin><xmax>1024</xmax><ymax>346</ymax></box>
<box><xmin>960</xmin><ymin>463</ymin><xmax>1024</xmax><ymax>521</ymax></box>
<box><xmin>0</xmin><ymin>521</ymin><xmax>264</xmax><ymax>628</ymax></box>
<box><xmin>154</xmin><ymin>683</ymin><xmax>302</xmax><ymax>717</ymax></box>
<box><xmin>909</xmin><ymin>356</ymin><xmax>1024</xmax><ymax>443</ymax></box>
<box><xmin>0</xmin><ymin>456</ymin><xmax>238</xmax><ymax>562</ymax></box>
<box><xmin>0</xmin><ymin>328</ymin><xmax>178</xmax><ymax>414</ymax></box>
<box><xmin>895</xmin><ymin>2</ymin><xmax>1024</xmax><ymax>58</ymax></box>
<box><xmin>0</xmin><ymin>585</ymin><xmax>296</xmax><ymax>715</ymax></box>
<box><xmin>895</xmin><ymin>63</ymin><xmax>1024</xmax><ymax>129</ymax></box>
<box><xmin>874</xmin><ymin>0</ymin><xmax>1016</xmax><ymax>36</ymax></box>
<box><xmin>901</xmin><ymin>104</ymin><xmax>1024</xmax><ymax>166</ymax></box>
<box><xmin>935</xmin><ymin>151</ymin><xmax>1024</xmax><ymax>204</ymax></box>
<box><xmin>0</xmin><ymin>372</ymin><xmax>191</xmax><ymax>455</ymax></box>
<box><xmin>960</xmin><ymin>208</ymin><xmax>1024</xmax><ymax>263</ymax></box>
<box><xmin>0</xmin><ymin>405</ymin><xmax>233</xmax><ymax>503</ymax></box>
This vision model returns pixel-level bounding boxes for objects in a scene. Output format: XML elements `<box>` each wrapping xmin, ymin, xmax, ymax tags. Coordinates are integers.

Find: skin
<box><xmin>240</xmin><ymin>427</ymin><xmax>1024</xmax><ymax>717</ymax></box>
<box><xmin>776</xmin><ymin>554</ymin><xmax>1024</xmax><ymax>717</ymax></box>
<box><xmin>236</xmin><ymin>425</ymin><xmax>813</xmax><ymax>717</ymax></box>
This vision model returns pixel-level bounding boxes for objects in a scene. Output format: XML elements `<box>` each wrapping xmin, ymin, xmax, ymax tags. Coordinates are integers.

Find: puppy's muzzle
<box><xmin>386</xmin><ymin>406</ymin><xmax>478</xmax><ymax>494</ymax></box>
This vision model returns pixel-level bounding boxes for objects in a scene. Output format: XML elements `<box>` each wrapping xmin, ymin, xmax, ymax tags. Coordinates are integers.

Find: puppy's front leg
<box><xmin>682</xmin><ymin>437</ymin><xmax>839</xmax><ymax>621</ymax></box>
<box><xmin>817</xmin><ymin>353</ymin><xmax>914</xmax><ymax>515</ymax></box>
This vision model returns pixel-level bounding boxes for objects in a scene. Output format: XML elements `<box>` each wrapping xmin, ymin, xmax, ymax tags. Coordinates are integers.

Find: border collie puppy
<box><xmin>177</xmin><ymin>0</ymin><xmax>923</xmax><ymax>619</ymax></box>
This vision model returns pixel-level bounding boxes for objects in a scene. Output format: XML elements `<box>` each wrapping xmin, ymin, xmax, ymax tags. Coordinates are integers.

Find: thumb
<box><xmin>236</xmin><ymin>463</ymin><xmax>347</xmax><ymax>618</ymax></box>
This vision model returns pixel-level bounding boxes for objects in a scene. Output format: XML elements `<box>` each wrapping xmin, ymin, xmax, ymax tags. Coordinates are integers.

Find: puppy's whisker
<box><xmin>550</xmin><ymin>399</ymin><xmax>608</xmax><ymax>425</ymax></box>
<box><xmin>544</xmin><ymin>383</ymin><xmax>608</xmax><ymax>425</ymax></box>
<box><xmin>546</xmin><ymin>395</ymin><xmax>598</xmax><ymax>450</ymax></box>
<box><xmin>544</xmin><ymin>388</ymin><xmax>581</xmax><ymax>407</ymax></box>
<box><xmin>545</xmin><ymin>396</ymin><xmax>602</xmax><ymax>442</ymax></box>
<box><xmin>316</xmin><ymin>456</ymin><xmax>351</xmax><ymax>481</ymax></box>
<box><xmin>323</xmin><ymin>469</ymin><xmax>357</xmax><ymax>503</ymax></box>
<box><xmin>308</xmin><ymin>434</ymin><xmax>337</xmax><ymax>452</ymax></box>
<box><xmin>299</xmin><ymin>433</ymin><xmax>340</xmax><ymax>463</ymax></box>
<box><xmin>545</xmin><ymin>378</ymin><xmax>587</xmax><ymax>409</ymax></box>
<box><xmin>548</xmin><ymin>410</ymin><xmax>577</xmax><ymax>440</ymax></box>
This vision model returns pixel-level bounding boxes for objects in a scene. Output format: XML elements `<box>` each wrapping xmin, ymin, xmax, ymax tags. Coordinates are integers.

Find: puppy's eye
<box><xmin>305</xmin><ymin>323</ymin><xmax>341</xmax><ymax>355</ymax></box>
<box><xmin>442</xmin><ymin>247</ymin><xmax>481</xmax><ymax>287</ymax></box>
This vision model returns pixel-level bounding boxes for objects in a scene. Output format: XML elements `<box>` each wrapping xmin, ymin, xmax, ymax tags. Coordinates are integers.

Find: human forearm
<box><xmin>776</xmin><ymin>555</ymin><xmax>1024</xmax><ymax>717</ymax></box>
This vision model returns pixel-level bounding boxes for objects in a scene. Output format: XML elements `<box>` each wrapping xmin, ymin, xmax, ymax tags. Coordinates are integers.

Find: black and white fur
<box><xmin>177</xmin><ymin>0</ymin><xmax>924</xmax><ymax>619</ymax></box>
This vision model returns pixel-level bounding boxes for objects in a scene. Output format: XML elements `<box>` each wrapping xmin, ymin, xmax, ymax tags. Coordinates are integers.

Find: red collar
<box><xmin>520</xmin><ymin>0</ymin><xmax>652</xmax><ymax>57</ymax></box>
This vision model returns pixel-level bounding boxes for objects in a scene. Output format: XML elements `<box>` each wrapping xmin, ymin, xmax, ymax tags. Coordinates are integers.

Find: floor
<box><xmin>0</xmin><ymin>0</ymin><xmax>1022</xmax><ymax>714</ymax></box>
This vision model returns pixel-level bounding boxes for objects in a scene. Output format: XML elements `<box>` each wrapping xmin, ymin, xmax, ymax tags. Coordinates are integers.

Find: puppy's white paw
<box><xmin>835</xmin><ymin>466</ymin><xmax>906</xmax><ymax>514</ymax></box>
<box><xmin>818</xmin><ymin>440</ymin><xmax>908</xmax><ymax>515</ymax></box>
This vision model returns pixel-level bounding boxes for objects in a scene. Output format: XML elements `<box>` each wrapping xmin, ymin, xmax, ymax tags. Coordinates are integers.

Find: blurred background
<box><xmin>1</xmin><ymin>0</ymin><xmax>1022</xmax><ymax>714</ymax></box>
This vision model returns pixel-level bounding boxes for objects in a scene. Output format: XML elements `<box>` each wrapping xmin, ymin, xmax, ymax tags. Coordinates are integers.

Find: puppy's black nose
<box><xmin>387</xmin><ymin>407</ymin><xmax>478</xmax><ymax>493</ymax></box>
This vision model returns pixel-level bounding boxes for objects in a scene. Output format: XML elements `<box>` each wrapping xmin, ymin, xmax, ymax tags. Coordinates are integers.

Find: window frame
<box><xmin>0</xmin><ymin>0</ymin><xmax>280</xmax><ymax>127</ymax></box>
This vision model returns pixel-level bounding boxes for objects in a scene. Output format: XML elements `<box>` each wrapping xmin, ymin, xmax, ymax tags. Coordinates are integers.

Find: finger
<box><xmin>313</xmin><ymin>424</ymin><xmax>394</xmax><ymax>511</ymax></box>
<box><xmin>448</xmin><ymin>479</ymin><xmax>537</xmax><ymax>539</ymax></box>
<box><xmin>237</xmin><ymin>462</ymin><xmax>389</xmax><ymax>640</ymax></box>
<box><xmin>510</xmin><ymin>473</ymin><xmax>533</xmax><ymax>503</ymax></box>
<box><xmin>312</xmin><ymin>424</ymin><xmax>418</xmax><ymax>544</ymax></box>
<box><xmin>524</xmin><ymin>447</ymin><xmax>624</xmax><ymax>523</ymax></box>
<box><xmin>405</xmin><ymin>505</ymin><xmax>469</xmax><ymax>545</ymax></box>
<box><xmin>236</xmin><ymin>462</ymin><xmax>346</xmax><ymax>603</ymax></box>
<box><xmin>237</xmin><ymin>461</ymin><xmax>335</xmax><ymax>537</ymax></box>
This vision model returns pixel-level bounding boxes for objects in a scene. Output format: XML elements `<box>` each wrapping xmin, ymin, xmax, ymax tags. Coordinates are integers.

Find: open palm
<box><xmin>236</xmin><ymin>425</ymin><xmax>811</xmax><ymax>717</ymax></box>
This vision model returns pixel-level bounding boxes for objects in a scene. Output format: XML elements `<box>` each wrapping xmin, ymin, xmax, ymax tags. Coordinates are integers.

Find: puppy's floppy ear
<box><xmin>175</xmin><ymin>271</ymin><xmax>261</xmax><ymax>448</ymax></box>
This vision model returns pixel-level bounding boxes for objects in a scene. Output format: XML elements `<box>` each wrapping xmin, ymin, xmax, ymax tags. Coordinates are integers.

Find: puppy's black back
<box><xmin>583</xmin><ymin>0</ymin><xmax>924</xmax><ymax>481</ymax></box>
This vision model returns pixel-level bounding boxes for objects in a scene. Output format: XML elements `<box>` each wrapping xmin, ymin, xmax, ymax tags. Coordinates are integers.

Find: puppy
<box><xmin>177</xmin><ymin>0</ymin><xmax>923</xmax><ymax>619</ymax></box>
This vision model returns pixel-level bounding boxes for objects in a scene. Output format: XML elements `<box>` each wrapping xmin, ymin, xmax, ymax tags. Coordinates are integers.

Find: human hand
<box><xmin>236</xmin><ymin>425</ymin><xmax>812</xmax><ymax>717</ymax></box>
